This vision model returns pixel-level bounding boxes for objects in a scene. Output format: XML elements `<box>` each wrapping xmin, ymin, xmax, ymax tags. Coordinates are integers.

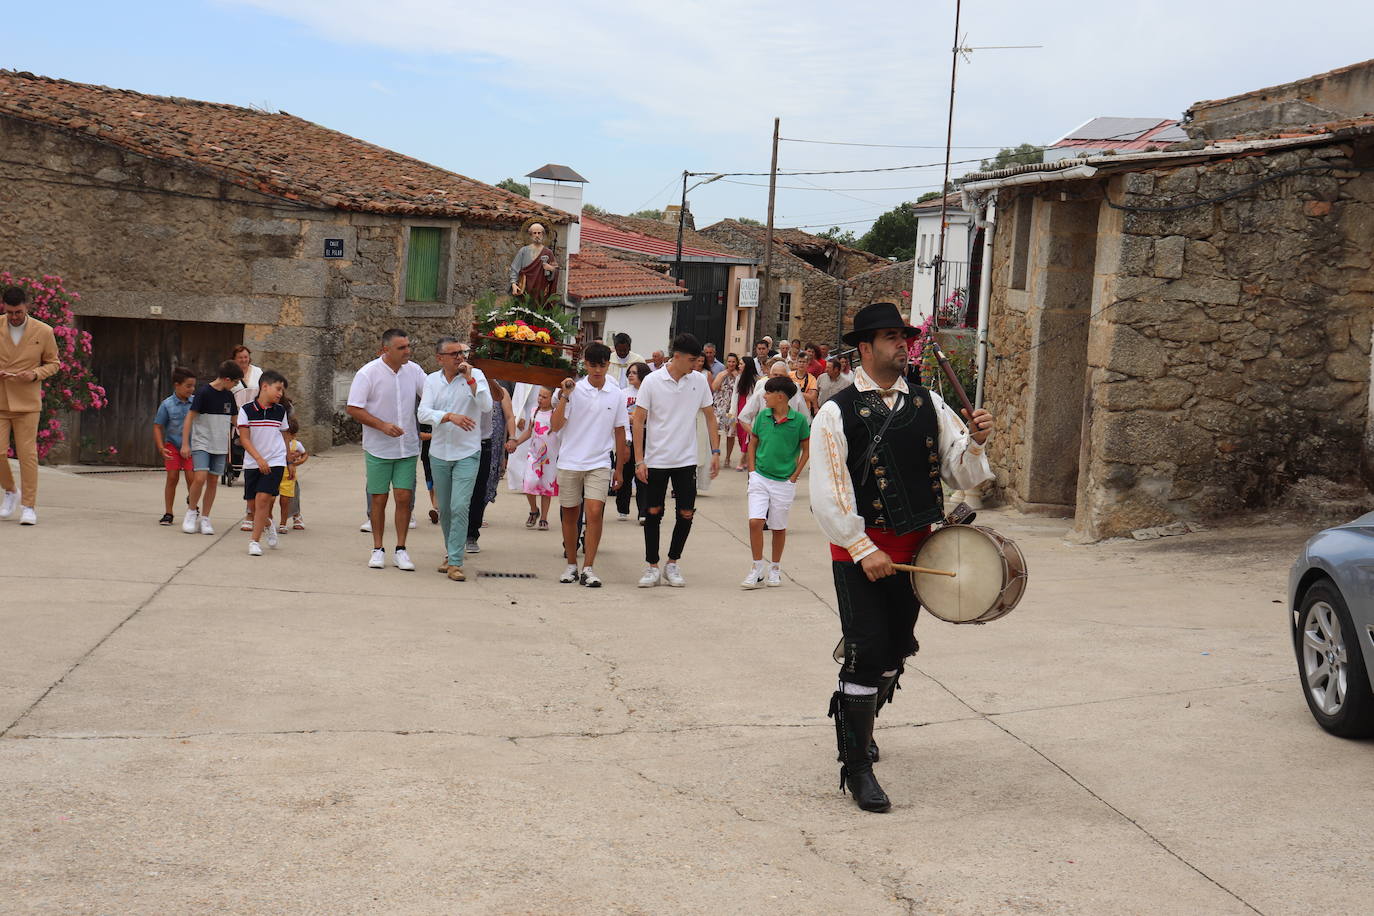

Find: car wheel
<box><xmin>1295</xmin><ymin>579</ymin><xmax>1374</xmax><ymax>738</ymax></box>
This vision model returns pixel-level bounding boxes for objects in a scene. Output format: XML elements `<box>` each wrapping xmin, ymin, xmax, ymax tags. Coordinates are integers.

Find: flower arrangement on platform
<box><xmin>472</xmin><ymin>291</ymin><xmax>577</xmax><ymax>370</ymax></box>
<box><xmin>908</xmin><ymin>312</ymin><xmax>978</xmax><ymax>401</ymax></box>
<box><xmin>0</xmin><ymin>272</ymin><xmax>107</xmax><ymax>460</ymax></box>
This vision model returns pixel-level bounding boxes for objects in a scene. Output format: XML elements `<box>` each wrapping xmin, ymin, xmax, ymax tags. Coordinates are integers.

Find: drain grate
<box><xmin>476</xmin><ymin>571</ymin><xmax>539</xmax><ymax>579</ymax></box>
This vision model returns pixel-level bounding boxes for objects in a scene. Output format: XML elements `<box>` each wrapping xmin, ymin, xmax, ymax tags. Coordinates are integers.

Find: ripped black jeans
<box><xmin>641</xmin><ymin>465</ymin><xmax>697</xmax><ymax>564</ymax></box>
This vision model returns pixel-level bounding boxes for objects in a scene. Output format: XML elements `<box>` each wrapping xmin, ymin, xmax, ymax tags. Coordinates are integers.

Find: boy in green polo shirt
<box><xmin>742</xmin><ymin>376</ymin><xmax>810</xmax><ymax>588</ymax></box>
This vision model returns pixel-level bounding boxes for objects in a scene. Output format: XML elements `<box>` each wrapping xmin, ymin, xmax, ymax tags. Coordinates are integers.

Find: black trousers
<box><xmin>641</xmin><ymin>465</ymin><xmax>697</xmax><ymax>564</ymax></box>
<box><xmin>467</xmin><ymin>438</ymin><xmax>493</xmax><ymax>540</ymax></box>
<box><xmin>613</xmin><ymin>456</ymin><xmax>644</xmax><ymax>517</ymax></box>
<box><xmin>832</xmin><ymin>560</ymin><xmax>921</xmax><ymax>689</ymax></box>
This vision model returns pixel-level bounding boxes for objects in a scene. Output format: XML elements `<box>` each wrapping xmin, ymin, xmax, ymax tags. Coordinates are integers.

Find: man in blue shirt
<box><xmin>152</xmin><ymin>367</ymin><xmax>196</xmax><ymax>525</ymax></box>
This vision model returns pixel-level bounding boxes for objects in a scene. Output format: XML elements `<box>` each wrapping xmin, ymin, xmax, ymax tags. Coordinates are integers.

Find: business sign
<box><xmin>323</xmin><ymin>238</ymin><xmax>345</xmax><ymax>259</ymax></box>
<box><xmin>738</xmin><ymin>278</ymin><xmax>759</xmax><ymax>308</ymax></box>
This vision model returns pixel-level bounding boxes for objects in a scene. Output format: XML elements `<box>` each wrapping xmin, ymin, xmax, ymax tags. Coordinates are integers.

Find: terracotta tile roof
<box><xmin>1049</xmin><ymin>118</ymin><xmax>1187</xmax><ymax>153</ymax></box>
<box><xmin>1189</xmin><ymin>58</ymin><xmax>1374</xmax><ymax>114</ymax></box>
<box><xmin>0</xmin><ymin>70</ymin><xmax>565</xmax><ymax>225</ymax></box>
<box><xmin>703</xmin><ymin>219</ymin><xmax>889</xmax><ymax>269</ymax></box>
<box><xmin>580</xmin><ymin>215</ymin><xmax>750</xmax><ymax>261</ymax></box>
<box><xmin>568</xmin><ymin>245</ymin><xmax>689</xmax><ymax>302</ymax></box>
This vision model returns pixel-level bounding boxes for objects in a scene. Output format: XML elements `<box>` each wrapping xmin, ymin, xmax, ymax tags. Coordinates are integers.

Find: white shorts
<box><xmin>747</xmin><ymin>472</ymin><xmax>796</xmax><ymax>529</ymax></box>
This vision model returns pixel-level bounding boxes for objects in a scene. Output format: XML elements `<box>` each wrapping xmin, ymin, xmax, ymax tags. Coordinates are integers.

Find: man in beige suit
<box><xmin>1</xmin><ymin>286</ymin><xmax>61</xmax><ymax>525</ymax></box>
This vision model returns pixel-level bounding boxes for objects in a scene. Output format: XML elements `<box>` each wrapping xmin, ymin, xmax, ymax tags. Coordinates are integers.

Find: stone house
<box><xmin>698</xmin><ymin>221</ymin><xmax>891</xmax><ymax>350</ymax></box>
<box><xmin>579</xmin><ymin>214</ymin><xmax>755</xmax><ymax>355</ymax></box>
<box><xmin>957</xmin><ymin>60</ymin><xmax>1374</xmax><ymax>539</ymax></box>
<box><xmin>0</xmin><ymin>70</ymin><xmax>567</xmax><ymax>464</ymax></box>
<box><xmin>566</xmin><ymin>245</ymin><xmax>688</xmax><ymax>351</ymax></box>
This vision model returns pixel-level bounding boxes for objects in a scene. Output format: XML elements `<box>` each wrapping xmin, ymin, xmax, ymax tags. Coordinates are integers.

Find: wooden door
<box><xmin>79</xmin><ymin>317</ymin><xmax>246</xmax><ymax>466</ymax></box>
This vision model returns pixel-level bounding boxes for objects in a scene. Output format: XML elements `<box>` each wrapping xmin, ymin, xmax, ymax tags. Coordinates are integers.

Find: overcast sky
<box><xmin>10</xmin><ymin>1</ymin><xmax>1374</xmax><ymax>235</ymax></box>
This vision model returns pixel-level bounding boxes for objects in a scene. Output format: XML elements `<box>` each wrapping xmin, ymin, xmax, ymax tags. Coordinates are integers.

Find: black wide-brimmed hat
<box><xmin>842</xmin><ymin>301</ymin><xmax>919</xmax><ymax>345</ymax></box>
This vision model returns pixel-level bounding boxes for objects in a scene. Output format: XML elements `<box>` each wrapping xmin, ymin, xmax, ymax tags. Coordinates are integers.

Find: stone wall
<box><xmin>981</xmin><ymin>138</ymin><xmax>1374</xmax><ymax>537</ymax></box>
<box><xmin>844</xmin><ymin>260</ymin><xmax>915</xmax><ymax>330</ymax></box>
<box><xmin>0</xmin><ymin>114</ymin><xmax>548</xmax><ymax>455</ymax></box>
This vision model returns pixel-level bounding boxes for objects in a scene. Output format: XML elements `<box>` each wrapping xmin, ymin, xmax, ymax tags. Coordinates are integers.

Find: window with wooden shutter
<box><xmin>405</xmin><ymin>227</ymin><xmax>444</xmax><ymax>302</ymax></box>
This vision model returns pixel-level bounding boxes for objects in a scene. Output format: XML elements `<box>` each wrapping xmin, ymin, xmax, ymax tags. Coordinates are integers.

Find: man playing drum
<box><xmin>810</xmin><ymin>302</ymin><xmax>995</xmax><ymax>813</ymax></box>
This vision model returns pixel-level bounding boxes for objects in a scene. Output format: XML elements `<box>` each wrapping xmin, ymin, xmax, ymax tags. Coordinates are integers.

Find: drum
<box><xmin>911</xmin><ymin>524</ymin><xmax>1028</xmax><ymax>624</ymax></box>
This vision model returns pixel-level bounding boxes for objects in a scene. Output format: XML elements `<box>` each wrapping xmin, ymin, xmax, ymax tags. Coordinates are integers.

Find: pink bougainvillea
<box><xmin>0</xmin><ymin>272</ymin><xmax>107</xmax><ymax>459</ymax></box>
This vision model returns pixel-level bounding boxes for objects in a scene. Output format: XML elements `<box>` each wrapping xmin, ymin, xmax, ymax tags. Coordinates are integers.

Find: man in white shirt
<box><xmin>606</xmin><ymin>333</ymin><xmax>643</xmax><ymax>387</ymax></box>
<box><xmin>649</xmin><ymin>350</ymin><xmax>667</xmax><ymax>371</ymax></box>
<box><xmin>737</xmin><ymin>360</ymin><xmax>809</xmax><ymax>428</ymax></box>
<box><xmin>809</xmin><ymin>302</ymin><xmax>994</xmax><ymax>814</ymax></box>
<box><xmin>346</xmin><ymin>328</ymin><xmax>427</xmax><ymax>571</ymax></box>
<box><xmin>631</xmin><ymin>333</ymin><xmax>720</xmax><ymax>588</ymax></box>
<box><xmin>551</xmin><ymin>342</ymin><xmax>628</xmax><ymax>588</ymax></box>
<box><xmin>417</xmin><ymin>337</ymin><xmax>491</xmax><ymax>582</ymax></box>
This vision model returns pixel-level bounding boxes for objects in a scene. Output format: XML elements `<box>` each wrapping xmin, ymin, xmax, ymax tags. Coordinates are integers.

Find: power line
<box><xmin>781</xmin><ymin>137</ymin><xmax>1012</xmax><ymax>149</ymax></box>
<box><xmin>721</xmin><ymin>178</ymin><xmax>946</xmax><ymax>192</ymax></box>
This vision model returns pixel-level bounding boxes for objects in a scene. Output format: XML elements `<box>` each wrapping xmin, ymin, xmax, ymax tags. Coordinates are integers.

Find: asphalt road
<box><xmin>2</xmin><ymin>447</ymin><xmax>1369</xmax><ymax>915</ymax></box>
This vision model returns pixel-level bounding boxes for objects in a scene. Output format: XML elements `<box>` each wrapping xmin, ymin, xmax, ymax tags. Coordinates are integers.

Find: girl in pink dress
<box><xmin>511</xmin><ymin>386</ymin><xmax>558</xmax><ymax>530</ymax></box>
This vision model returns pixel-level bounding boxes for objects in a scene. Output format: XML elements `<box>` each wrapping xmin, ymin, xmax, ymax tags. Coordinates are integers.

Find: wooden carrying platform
<box><xmin>469</xmin><ymin>321</ymin><xmax>579</xmax><ymax>386</ymax></box>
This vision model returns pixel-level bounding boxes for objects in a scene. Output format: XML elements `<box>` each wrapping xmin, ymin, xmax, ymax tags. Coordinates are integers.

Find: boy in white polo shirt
<box><xmin>631</xmin><ymin>333</ymin><xmax>720</xmax><ymax>588</ymax></box>
<box><xmin>551</xmin><ymin>342</ymin><xmax>627</xmax><ymax>587</ymax></box>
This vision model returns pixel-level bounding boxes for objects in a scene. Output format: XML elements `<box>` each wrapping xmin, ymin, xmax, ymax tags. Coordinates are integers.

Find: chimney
<box><xmin>526</xmin><ymin>164</ymin><xmax>589</xmax><ymax>255</ymax></box>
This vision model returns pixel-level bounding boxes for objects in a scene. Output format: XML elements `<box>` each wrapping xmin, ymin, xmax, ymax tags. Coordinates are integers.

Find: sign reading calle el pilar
<box><xmin>323</xmin><ymin>239</ymin><xmax>345</xmax><ymax>259</ymax></box>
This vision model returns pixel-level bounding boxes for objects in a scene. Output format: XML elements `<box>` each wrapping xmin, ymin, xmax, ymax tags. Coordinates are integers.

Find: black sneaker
<box><xmin>159</xmin><ymin>513</ymin><xmax>174</xmax><ymax>525</ymax></box>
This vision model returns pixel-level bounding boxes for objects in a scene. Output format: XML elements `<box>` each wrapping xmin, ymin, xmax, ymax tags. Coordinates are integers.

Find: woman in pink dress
<box><xmin>510</xmin><ymin>386</ymin><xmax>558</xmax><ymax>530</ymax></box>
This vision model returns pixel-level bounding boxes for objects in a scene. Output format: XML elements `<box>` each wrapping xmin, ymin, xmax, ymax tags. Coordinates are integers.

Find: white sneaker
<box><xmin>0</xmin><ymin>490</ymin><xmax>17</xmax><ymax>518</ymax></box>
<box><xmin>266</xmin><ymin>526</ymin><xmax>278</xmax><ymax>549</ymax></box>
<box><xmin>360</xmin><ymin>519</ymin><xmax>372</xmax><ymax>533</ymax></box>
<box><xmin>199</xmin><ymin>516</ymin><xmax>214</xmax><ymax>536</ymax></box>
<box><xmin>560</xmin><ymin>564</ymin><xmax>580</xmax><ymax>584</ymax></box>
<box><xmin>248</xmin><ymin>541</ymin><xmax>263</xmax><ymax>556</ymax></box>
<box><xmin>394</xmin><ymin>548</ymin><xmax>415</xmax><ymax>571</ymax></box>
<box><xmin>182</xmin><ymin>508</ymin><xmax>200</xmax><ymax>533</ymax></box>
<box><xmin>19</xmin><ymin>506</ymin><xmax>37</xmax><ymax>526</ymax></box>
<box><xmin>368</xmin><ymin>548</ymin><xmax>385</xmax><ymax>569</ymax></box>
<box><xmin>618</xmin><ymin>513</ymin><xmax>629</xmax><ymax>521</ymax></box>
<box><xmin>663</xmin><ymin>562</ymin><xmax>686</xmax><ymax>587</ymax></box>
<box><xmin>637</xmin><ymin>565</ymin><xmax>661</xmax><ymax>588</ymax></box>
<box><xmin>581</xmin><ymin>568</ymin><xmax>602</xmax><ymax>588</ymax></box>
<box><xmin>408</xmin><ymin>517</ymin><xmax>417</xmax><ymax>529</ymax></box>
<box><xmin>766</xmin><ymin>565</ymin><xmax>783</xmax><ymax>587</ymax></box>
<box><xmin>741</xmin><ymin>564</ymin><xmax>765</xmax><ymax>589</ymax></box>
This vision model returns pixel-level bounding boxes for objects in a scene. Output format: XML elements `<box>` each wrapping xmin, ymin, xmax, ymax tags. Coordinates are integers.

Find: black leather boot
<box><xmin>870</xmin><ymin>669</ymin><xmax>902</xmax><ymax>763</ymax></box>
<box><xmin>828</xmin><ymin>690</ymin><xmax>891</xmax><ymax>813</ymax></box>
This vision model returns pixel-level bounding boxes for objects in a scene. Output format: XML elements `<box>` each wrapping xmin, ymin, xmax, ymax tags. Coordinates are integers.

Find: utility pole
<box><xmin>932</xmin><ymin>0</ymin><xmax>963</xmax><ymax>329</ymax></box>
<box><xmin>674</xmin><ymin>170</ymin><xmax>688</xmax><ymax>282</ymax></box>
<box><xmin>759</xmin><ymin>117</ymin><xmax>780</xmax><ymax>345</ymax></box>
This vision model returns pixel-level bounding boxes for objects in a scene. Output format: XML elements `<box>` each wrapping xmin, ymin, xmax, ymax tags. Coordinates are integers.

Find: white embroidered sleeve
<box><xmin>808</xmin><ymin>401</ymin><xmax>878</xmax><ymax>562</ymax></box>
<box><xmin>931</xmin><ymin>391</ymin><xmax>994</xmax><ymax>491</ymax></box>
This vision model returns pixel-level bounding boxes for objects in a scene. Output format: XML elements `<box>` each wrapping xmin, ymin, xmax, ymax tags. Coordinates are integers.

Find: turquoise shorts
<box><xmin>365</xmin><ymin>452</ymin><xmax>418</xmax><ymax>495</ymax></box>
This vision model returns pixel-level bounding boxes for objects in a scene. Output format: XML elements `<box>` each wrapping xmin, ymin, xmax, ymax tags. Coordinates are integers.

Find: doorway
<box><xmin>79</xmin><ymin>316</ymin><xmax>245</xmax><ymax>466</ymax></box>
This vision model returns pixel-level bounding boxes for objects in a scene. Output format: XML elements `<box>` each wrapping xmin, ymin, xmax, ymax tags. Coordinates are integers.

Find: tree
<box><xmin>735</xmin><ymin>216</ymin><xmax>762</xmax><ymax>226</ymax></box>
<box><xmin>915</xmin><ymin>190</ymin><xmax>943</xmax><ymax>203</ymax></box>
<box><xmin>496</xmin><ymin>178</ymin><xmax>529</xmax><ymax>197</ymax></box>
<box><xmin>977</xmin><ymin>143</ymin><xmax>1043</xmax><ymax>173</ymax></box>
<box><xmin>857</xmin><ymin>204</ymin><xmax>920</xmax><ymax>260</ymax></box>
<box><xmin>628</xmin><ymin>208</ymin><xmax>664</xmax><ymax>220</ymax></box>
<box><xmin>582</xmin><ymin>203</ymin><xmax>609</xmax><ymax>217</ymax></box>
<box><xmin>815</xmin><ymin>226</ymin><xmax>858</xmax><ymax>246</ymax></box>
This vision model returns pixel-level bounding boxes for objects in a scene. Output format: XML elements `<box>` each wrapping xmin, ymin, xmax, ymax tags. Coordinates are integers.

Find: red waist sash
<box><xmin>830</xmin><ymin>525</ymin><xmax>932</xmax><ymax>564</ymax></box>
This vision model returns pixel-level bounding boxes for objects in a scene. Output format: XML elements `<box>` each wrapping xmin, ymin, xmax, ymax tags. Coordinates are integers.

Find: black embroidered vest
<box><xmin>831</xmin><ymin>383</ymin><xmax>943</xmax><ymax>534</ymax></box>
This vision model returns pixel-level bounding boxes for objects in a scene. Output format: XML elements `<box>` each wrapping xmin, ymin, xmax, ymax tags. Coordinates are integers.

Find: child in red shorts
<box><xmin>152</xmin><ymin>367</ymin><xmax>197</xmax><ymax>525</ymax></box>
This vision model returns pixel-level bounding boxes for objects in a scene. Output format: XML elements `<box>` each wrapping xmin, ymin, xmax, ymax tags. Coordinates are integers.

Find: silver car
<box><xmin>1289</xmin><ymin>513</ymin><xmax>1374</xmax><ymax>737</ymax></box>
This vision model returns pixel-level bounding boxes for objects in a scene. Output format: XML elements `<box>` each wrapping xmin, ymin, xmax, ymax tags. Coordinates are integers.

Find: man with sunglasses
<box><xmin>346</xmin><ymin>328</ymin><xmax>427</xmax><ymax>571</ymax></box>
<box><xmin>418</xmin><ymin>337</ymin><xmax>491</xmax><ymax>582</ymax></box>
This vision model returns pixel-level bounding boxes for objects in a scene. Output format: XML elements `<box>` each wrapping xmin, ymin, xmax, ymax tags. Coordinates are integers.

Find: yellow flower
<box><xmin>493</xmin><ymin>325</ymin><xmax>508</xmax><ymax>339</ymax></box>
<box><xmin>541</xmin><ymin>347</ymin><xmax>553</xmax><ymax>355</ymax></box>
<box><xmin>536</xmin><ymin>331</ymin><xmax>550</xmax><ymax>343</ymax></box>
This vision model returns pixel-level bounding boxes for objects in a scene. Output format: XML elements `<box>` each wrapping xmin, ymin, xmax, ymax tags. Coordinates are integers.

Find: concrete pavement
<box><xmin>1</xmin><ymin>447</ymin><xmax>1371</xmax><ymax>914</ymax></box>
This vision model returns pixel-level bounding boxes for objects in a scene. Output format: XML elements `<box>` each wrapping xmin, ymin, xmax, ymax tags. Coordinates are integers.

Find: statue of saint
<box><xmin>509</xmin><ymin>220</ymin><xmax>560</xmax><ymax>301</ymax></box>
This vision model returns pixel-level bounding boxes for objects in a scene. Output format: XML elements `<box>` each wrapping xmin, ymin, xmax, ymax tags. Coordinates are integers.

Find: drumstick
<box><xmin>893</xmin><ymin>563</ymin><xmax>956</xmax><ymax>578</ymax></box>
